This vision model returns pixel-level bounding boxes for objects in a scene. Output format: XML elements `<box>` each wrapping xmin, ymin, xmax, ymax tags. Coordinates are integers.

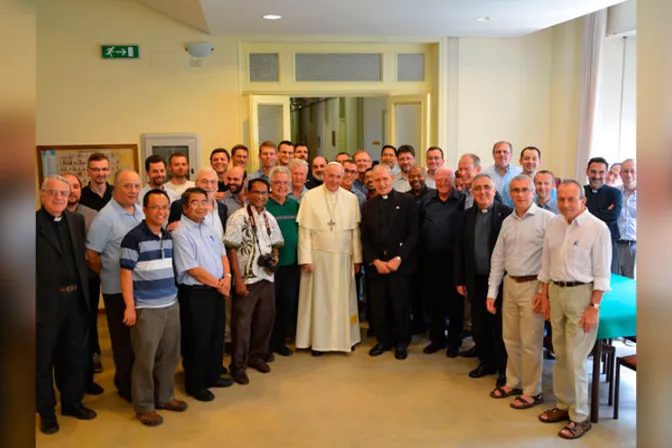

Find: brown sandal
<box><xmin>559</xmin><ymin>420</ymin><xmax>592</xmax><ymax>440</ymax></box>
<box><xmin>510</xmin><ymin>393</ymin><xmax>544</xmax><ymax>410</ymax></box>
<box><xmin>490</xmin><ymin>386</ymin><xmax>523</xmax><ymax>399</ymax></box>
<box><xmin>538</xmin><ymin>407</ymin><xmax>570</xmax><ymax>423</ymax></box>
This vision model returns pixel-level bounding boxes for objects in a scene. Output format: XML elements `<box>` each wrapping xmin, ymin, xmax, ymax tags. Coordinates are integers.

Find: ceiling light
<box><xmin>476</xmin><ymin>17</ymin><xmax>491</xmax><ymax>22</ymax></box>
<box><xmin>262</xmin><ymin>14</ymin><xmax>282</xmax><ymax>20</ymax></box>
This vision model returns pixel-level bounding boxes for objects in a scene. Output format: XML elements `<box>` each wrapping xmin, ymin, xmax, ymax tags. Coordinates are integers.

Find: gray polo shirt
<box><xmin>86</xmin><ymin>199</ymin><xmax>144</xmax><ymax>294</ymax></box>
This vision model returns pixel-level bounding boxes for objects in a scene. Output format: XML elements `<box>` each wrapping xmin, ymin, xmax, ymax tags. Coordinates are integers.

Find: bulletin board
<box><xmin>37</xmin><ymin>144</ymin><xmax>139</xmax><ymax>186</ymax></box>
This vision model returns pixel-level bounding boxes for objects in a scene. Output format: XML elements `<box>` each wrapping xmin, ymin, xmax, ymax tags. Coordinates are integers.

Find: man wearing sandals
<box><xmin>536</xmin><ymin>179</ymin><xmax>612</xmax><ymax>440</ymax></box>
<box><xmin>486</xmin><ymin>175</ymin><xmax>554</xmax><ymax>409</ymax></box>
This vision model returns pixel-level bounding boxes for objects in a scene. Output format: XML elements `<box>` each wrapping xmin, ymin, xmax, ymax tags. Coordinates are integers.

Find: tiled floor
<box><xmin>36</xmin><ymin>317</ymin><xmax>636</xmax><ymax>447</ymax></box>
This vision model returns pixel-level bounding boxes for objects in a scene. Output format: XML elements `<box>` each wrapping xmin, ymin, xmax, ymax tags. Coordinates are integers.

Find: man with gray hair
<box><xmin>616</xmin><ymin>159</ymin><xmax>636</xmax><ymax>278</ymax></box>
<box><xmin>483</xmin><ymin>141</ymin><xmax>523</xmax><ymax>192</ymax></box>
<box><xmin>289</xmin><ymin>158</ymin><xmax>309</xmax><ymax>203</ymax></box>
<box><xmin>537</xmin><ymin>179</ymin><xmax>611</xmax><ymax>440</ymax></box>
<box><xmin>487</xmin><ymin>174</ymin><xmax>554</xmax><ymax>409</ymax></box>
<box><xmin>86</xmin><ymin>168</ymin><xmax>144</xmax><ymax>403</ymax></box>
<box><xmin>37</xmin><ymin>176</ymin><xmax>97</xmax><ymax>434</ymax></box>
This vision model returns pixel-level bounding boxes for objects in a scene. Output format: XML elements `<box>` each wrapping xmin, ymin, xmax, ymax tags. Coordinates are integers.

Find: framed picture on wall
<box><xmin>37</xmin><ymin>144</ymin><xmax>140</xmax><ymax>186</ymax></box>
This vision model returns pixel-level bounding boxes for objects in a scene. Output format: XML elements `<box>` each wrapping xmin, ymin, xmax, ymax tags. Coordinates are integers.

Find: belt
<box><xmin>552</xmin><ymin>281</ymin><xmax>590</xmax><ymax>288</ymax></box>
<box><xmin>508</xmin><ymin>275</ymin><xmax>538</xmax><ymax>283</ymax></box>
<box><xmin>617</xmin><ymin>240</ymin><xmax>636</xmax><ymax>246</ymax></box>
<box><xmin>181</xmin><ymin>284</ymin><xmax>217</xmax><ymax>291</ymax></box>
<box><xmin>58</xmin><ymin>284</ymin><xmax>78</xmax><ymax>293</ymax></box>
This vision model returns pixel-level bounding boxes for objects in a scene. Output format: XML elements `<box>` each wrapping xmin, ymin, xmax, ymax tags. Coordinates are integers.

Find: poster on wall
<box><xmin>37</xmin><ymin>144</ymin><xmax>139</xmax><ymax>186</ymax></box>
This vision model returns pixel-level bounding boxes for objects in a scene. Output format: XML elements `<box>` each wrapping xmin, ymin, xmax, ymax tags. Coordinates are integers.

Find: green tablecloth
<box><xmin>597</xmin><ymin>274</ymin><xmax>637</xmax><ymax>339</ymax></box>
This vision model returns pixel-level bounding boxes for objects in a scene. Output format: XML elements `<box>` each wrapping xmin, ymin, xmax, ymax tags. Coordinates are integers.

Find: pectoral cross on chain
<box><xmin>327</xmin><ymin>219</ymin><xmax>336</xmax><ymax>231</ymax></box>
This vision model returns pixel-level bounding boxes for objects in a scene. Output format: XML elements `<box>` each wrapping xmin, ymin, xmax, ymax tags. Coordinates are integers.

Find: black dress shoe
<box><xmin>273</xmin><ymin>345</ymin><xmax>294</xmax><ymax>357</ymax></box>
<box><xmin>446</xmin><ymin>346</ymin><xmax>460</xmax><ymax>358</ymax></box>
<box><xmin>212</xmin><ymin>378</ymin><xmax>234</xmax><ymax>388</ymax></box>
<box><xmin>265</xmin><ymin>352</ymin><xmax>276</xmax><ymax>363</ymax></box>
<box><xmin>190</xmin><ymin>389</ymin><xmax>215</xmax><ymax>402</ymax></box>
<box><xmin>86</xmin><ymin>382</ymin><xmax>104</xmax><ymax>395</ymax></box>
<box><xmin>423</xmin><ymin>341</ymin><xmax>447</xmax><ymax>354</ymax></box>
<box><xmin>368</xmin><ymin>343</ymin><xmax>392</xmax><ymax>357</ymax></box>
<box><xmin>231</xmin><ymin>370</ymin><xmax>250</xmax><ymax>385</ymax></box>
<box><xmin>311</xmin><ymin>349</ymin><xmax>323</xmax><ymax>357</ymax></box>
<box><xmin>62</xmin><ymin>403</ymin><xmax>97</xmax><ymax>420</ymax></box>
<box><xmin>40</xmin><ymin>415</ymin><xmax>59</xmax><ymax>435</ymax></box>
<box><xmin>469</xmin><ymin>363</ymin><xmax>497</xmax><ymax>378</ymax></box>
<box><xmin>496</xmin><ymin>373</ymin><xmax>507</xmax><ymax>388</ymax></box>
<box><xmin>394</xmin><ymin>345</ymin><xmax>408</xmax><ymax>360</ymax></box>
<box><xmin>459</xmin><ymin>346</ymin><xmax>478</xmax><ymax>358</ymax></box>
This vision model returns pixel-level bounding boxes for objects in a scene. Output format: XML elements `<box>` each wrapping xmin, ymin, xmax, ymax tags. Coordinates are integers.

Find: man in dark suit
<box><xmin>37</xmin><ymin>175</ymin><xmax>97</xmax><ymax>434</ymax></box>
<box><xmin>456</xmin><ymin>174</ymin><xmax>512</xmax><ymax>387</ymax></box>
<box><xmin>583</xmin><ymin>157</ymin><xmax>623</xmax><ymax>273</ymax></box>
<box><xmin>361</xmin><ymin>164</ymin><xmax>419</xmax><ymax>360</ymax></box>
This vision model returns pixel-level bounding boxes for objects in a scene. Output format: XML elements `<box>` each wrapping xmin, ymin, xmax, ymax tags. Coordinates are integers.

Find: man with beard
<box><xmin>407</xmin><ymin>165</ymin><xmax>433</xmax><ymax>334</ymax></box>
<box><xmin>305</xmin><ymin>155</ymin><xmax>327</xmax><ymax>190</ymax></box>
<box><xmin>210</xmin><ymin>148</ymin><xmax>230</xmax><ymax>198</ymax></box>
<box><xmin>139</xmin><ymin>155</ymin><xmax>179</xmax><ymax>206</ymax></box>
<box><xmin>80</xmin><ymin>153</ymin><xmax>114</xmax><ymax>211</ymax></box>
<box><xmin>392</xmin><ymin>145</ymin><xmax>415</xmax><ymax>193</ymax></box>
<box><xmin>364</xmin><ymin>167</ymin><xmax>377</xmax><ymax>199</ymax></box>
<box><xmin>458</xmin><ymin>153</ymin><xmax>504</xmax><ymax>209</ymax></box>
<box><xmin>296</xmin><ymin>162</ymin><xmax>363</xmax><ymax>355</ymax></box>
<box><xmin>425</xmin><ymin>147</ymin><xmax>445</xmax><ymax>188</ymax></box>
<box><xmin>165</xmin><ymin>153</ymin><xmax>195</xmax><ymax>196</ymax></box>
<box><xmin>220</xmin><ymin>165</ymin><xmax>247</xmax><ymax>220</ymax></box>
<box><xmin>277</xmin><ymin>141</ymin><xmax>295</xmax><ymax>166</ymax></box>
<box><xmin>583</xmin><ymin>157</ymin><xmax>623</xmax><ymax>273</ymax></box>
<box><xmin>352</xmin><ymin>150</ymin><xmax>372</xmax><ymax>195</ymax></box>
<box><xmin>294</xmin><ymin>143</ymin><xmax>309</xmax><ymax>162</ymax></box>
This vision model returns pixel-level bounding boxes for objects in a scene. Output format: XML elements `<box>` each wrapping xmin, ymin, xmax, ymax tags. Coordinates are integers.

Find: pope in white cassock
<box><xmin>296</xmin><ymin>162</ymin><xmax>363</xmax><ymax>355</ymax></box>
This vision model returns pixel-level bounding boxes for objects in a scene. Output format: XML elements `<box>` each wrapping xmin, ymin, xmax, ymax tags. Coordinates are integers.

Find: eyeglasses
<box><xmin>198</xmin><ymin>180</ymin><xmax>218</xmax><ymax>185</ymax></box>
<box><xmin>510</xmin><ymin>187</ymin><xmax>532</xmax><ymax>194</ymax></box>
<box><xmin>249</xmin><ymin>190</ymin><xmax>268</xmax><ymax>196</ymax></box>
<box><xmin>44</xmin><ymin>189</ymin><xmax>69</xmax><ymax>198</ymax></box>
<box><xmin>344</xmin><ymin>169</ymin><xmax>358</xmax><ymax>175</ymax></box>
<box><xmin>120</xmin><ymin>183</ymin><xmax>141</xmax><ymax>190</ymax></box>
<box><xmin>472</xmin><ymin>185</ymin><xmax>493</xmax><ymax>192</ymax></box>
<box><xmin>147</xmin><ymin>205</ymin><xmax>170</xmax><ymax>211</ymax></box>
<box><xmin>271</xmin><ymin>180</ymin><xmax>290</xmax><ymax>186</ymax></box>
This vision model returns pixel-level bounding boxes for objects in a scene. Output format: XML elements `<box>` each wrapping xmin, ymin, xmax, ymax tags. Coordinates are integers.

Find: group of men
<box><xmin>37</xmin><ymin>139</ymin><xmax>636</xmax><ymax>441</ymax></box>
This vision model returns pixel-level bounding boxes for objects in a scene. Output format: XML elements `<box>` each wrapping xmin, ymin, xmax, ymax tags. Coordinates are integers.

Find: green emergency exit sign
<box><xmin>101</xmin><ymin>45</ymin><xmax>139</xmax><ymax>59</ymax></box>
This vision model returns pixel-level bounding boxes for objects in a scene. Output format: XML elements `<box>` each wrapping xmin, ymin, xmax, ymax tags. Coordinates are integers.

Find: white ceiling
<box><xmin>139</xmin><ymin>0</ymin><xmax>627</xmax><ymax>38</ymax></box>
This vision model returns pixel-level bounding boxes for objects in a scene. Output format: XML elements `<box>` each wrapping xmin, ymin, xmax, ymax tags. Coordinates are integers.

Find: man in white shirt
<box><xmin>537</xmin><ymin>179</ymin><xmax>611</xmax><ymax>440</ymax></box>
<box><xmin>616</xmin><ymin>159</ymin><xmax>636</xmax><ymax>279</ymax></box>
<box><xmin>482</xmin><ymin>141</ymin><xmax>523</xmax><ymax>193</ymax></box>
<box><xmin>139</xmin><ymin>155</ymin><xmax>180</xmax><ymax>206</ymax></box>
<box><xmin>425</xmin><ymin>146</ymin><xmax>444</xmax><ymax>188</ymax></box>
<box><xmin>487</xmin><ymin>175</ymin><xmax>554</xmax><ymax>409</ymax></box>
<box><xmin>391</xmin><ymin>145</ymin><xmax>415</xmax><ymax>193</ymax></box>
<box><xmin>165</xmin><ymin>153</ymin><xmax>195</xmax><ymax>196</ymax></box>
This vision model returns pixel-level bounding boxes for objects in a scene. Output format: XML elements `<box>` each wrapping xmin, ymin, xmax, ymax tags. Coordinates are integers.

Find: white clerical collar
<box><xmin>54</xmin><ymin>216</ymin><xmax>63</xmax><ymax>222</ymax></box>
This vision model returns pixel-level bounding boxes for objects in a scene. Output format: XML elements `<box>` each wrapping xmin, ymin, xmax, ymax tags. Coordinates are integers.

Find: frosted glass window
<box><xmin>295</xmin><ymin>53</ymin><xmax>381</xmax><ymax>81</ymax></box>
<box><xmin>249</xmin><ymin>53</ymin><xmax>279</xmax><ymax>82</ymax></box>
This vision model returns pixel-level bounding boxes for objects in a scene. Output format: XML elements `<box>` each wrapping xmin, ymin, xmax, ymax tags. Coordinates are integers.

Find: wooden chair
<box><xmin>612</xmin><ymin>354</ymin><xmax>637</xmax><ymax>420</ymax></box>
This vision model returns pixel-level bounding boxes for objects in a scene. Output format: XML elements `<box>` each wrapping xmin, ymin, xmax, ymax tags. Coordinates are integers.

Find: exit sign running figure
<box><xmin>101</xmin><ymin>45</ymin><xmax>139</xmax><ymax>59</ymax></box>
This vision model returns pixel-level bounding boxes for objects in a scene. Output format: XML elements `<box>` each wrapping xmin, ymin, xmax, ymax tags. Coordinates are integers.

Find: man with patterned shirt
<box><xmin>224</xmin><ymin>178</ymin><xmax>284</xmax><ymax>385</ymax></box>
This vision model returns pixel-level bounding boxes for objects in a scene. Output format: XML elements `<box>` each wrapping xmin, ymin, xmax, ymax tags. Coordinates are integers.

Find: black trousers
<box><xmin>409</xmin><ymin>267</ymin><xmax>427</xmax><ymax>333</ymax></box>
<box><xmin>424</xmin><ymin>251</ymin><xmax>462</xmax><ymax>348</ymax></box>
<box><xmin>270</xmin><ymin>265</ymin><xmax>300</xmax><ymax>350</ymax></box>
<box><xmin>364</xmin><ymin>274</ymin><xmax>375</xmax><ymax>333</ymax></box>
<box><xmin>88</xmin><ymin>271</ymin><xmax>101</xmax><ymax>355</ymax></box>
<box><xmin>179</xmin><ymin>285</ymin><xmax>225</xmax><ymax>393</ymax></box>
<box><xmin>36</xmin><ymin>290</ymin><xmax>88</xmax><ymax>417</ymax></box>
<box><xmin>471</xmin><ymin>274</ymin><xmax>507</xmax><ymax>373</ymax></box>
<box><xmin>368</xmin><ymin>273</ymin><xmax>411</xmax><ymax>348</ymax></box>
<box><xmin>102</xmin><ymin>293</ymin><xmax>134</xmax><ymax>397</ymax></box>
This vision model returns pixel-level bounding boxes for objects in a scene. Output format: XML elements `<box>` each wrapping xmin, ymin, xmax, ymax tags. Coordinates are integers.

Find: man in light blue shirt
<box><xmin>482</xmin><ymin>141</ymin><xmax>523</xmax><ymax>193</ymax></box>
<box><xmin>616</xmin><ymin>159</ymin><xmax>636</xmax><ymax>278</ymax></box>
<box><xmin>85</xmin><ymin>168</ymin><xmax>144</xmax><ymax>402</ymax></box>
<box><xmin>501</xmin><ymin>147</ymin><xmax>556</xmax><ymax>208</ymax></box>
<box><xmin>172</xmin><ymin>187</ymin><xmax>233</xmax><ymax>402</ymax></box>
<box><xmin>248</xmin><ymin>141</ymin><xmax>277</xmax><ymax>183</ymax></box>
<box><xmin>534</xmin><ymin>170</ymin><xmax>559</xmax><ymax>214</ymax></box>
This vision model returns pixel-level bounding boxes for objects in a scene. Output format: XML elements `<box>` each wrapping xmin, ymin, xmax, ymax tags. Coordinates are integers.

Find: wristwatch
<box><xmin>395</xmin><ymin>256</ymin><xmax>402</xmax><ymax>262</ymax></box>
<box><xmin>223</xmin><ymin>273</ymin><xmax>232</xmax><ymax>278</ymax></box>
<box><xmin>590</xmin><ymin>302</ymin><xmax>600</xmax><ymax>310</ymax></box>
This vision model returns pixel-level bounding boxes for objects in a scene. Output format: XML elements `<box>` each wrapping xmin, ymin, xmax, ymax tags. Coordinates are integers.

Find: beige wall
<box><xmin>37</xmin><ymin>0</ymin><xmax>584</xmax><ymax>180</ymax></box>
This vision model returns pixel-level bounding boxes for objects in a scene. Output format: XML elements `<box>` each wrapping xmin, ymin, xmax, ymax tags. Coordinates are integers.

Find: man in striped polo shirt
<box><xmin>120</xmin><ymin>189</ymin><xmax>188</xmax><ymax>426</ymax></box>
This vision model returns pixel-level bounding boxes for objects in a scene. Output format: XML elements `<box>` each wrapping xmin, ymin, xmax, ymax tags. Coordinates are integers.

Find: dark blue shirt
<box><xmin>584</xmin><ymin>185</ymin><xmax>623</xmax><ymax>241</ymax></box>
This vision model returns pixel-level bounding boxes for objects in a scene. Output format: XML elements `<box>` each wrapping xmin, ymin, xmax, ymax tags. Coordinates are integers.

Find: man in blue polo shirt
<box><xmin>120</xmin><ymin>189</ymin><xmax>188</xmax><ymax>427</ymax></box>
<box><xmin>86</xmin><ymin>168</ymin><xmax>144</xmax><ymax>403</ymax></box>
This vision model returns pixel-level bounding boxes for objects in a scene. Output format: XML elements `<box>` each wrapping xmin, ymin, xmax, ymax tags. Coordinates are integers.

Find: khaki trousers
<box><xmin>549</xmin><ymin>283</ymin><xmax>597</xmax><ymax>422</ymax></box>
<box><xmin>502</xmin><ymin>276</ymin><xmax>545</xmax><ymax>396</ymax></box>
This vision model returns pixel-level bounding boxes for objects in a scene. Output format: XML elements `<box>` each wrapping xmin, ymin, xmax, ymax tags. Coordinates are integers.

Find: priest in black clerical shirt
<box><xmin>360</xmin><ymin>165</ymin><xmax>419</xmax><ymax>360</ymax></box>
<box><xmin>583</xmin><ymin>157</ymin><xmax>622</xmax><ymax>273</ymax></box>
<box><xmin>37</xmin><ymin>175</ymin><xmax>97</xmax><ymax>435</ymax></box>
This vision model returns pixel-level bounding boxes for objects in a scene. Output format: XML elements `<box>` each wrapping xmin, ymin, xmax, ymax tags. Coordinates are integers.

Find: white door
<box><xmin>387</xmin><ymin>94</ymin><xmax>430</xmax><ymax>166</ymax></box>
<box><xmin>249</xmin><ymin>95</ymin><xmax>291</xmax><ymax>170</ymax></box>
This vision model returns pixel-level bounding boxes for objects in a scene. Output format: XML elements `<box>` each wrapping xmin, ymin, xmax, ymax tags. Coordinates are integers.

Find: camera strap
<box><xmin>246</xmin><ymin>205</ymin><xmax>272</xmax><ymax>254</ymax></box>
